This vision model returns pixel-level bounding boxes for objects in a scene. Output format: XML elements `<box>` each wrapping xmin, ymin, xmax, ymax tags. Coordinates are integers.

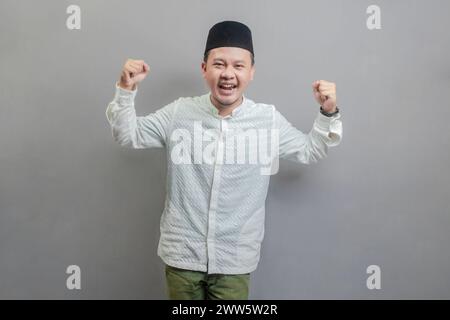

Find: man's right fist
<box><xmin>119</xmin><ymin>59</ymin><xmax>150</xmax><ymax>91</ymax></box>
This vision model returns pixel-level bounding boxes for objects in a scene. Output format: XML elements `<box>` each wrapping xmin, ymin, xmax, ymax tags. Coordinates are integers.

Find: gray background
<box><xmin>1</xmin><ymin>0</ymin><xmax>449</xmax><ymax>299</ymax></box>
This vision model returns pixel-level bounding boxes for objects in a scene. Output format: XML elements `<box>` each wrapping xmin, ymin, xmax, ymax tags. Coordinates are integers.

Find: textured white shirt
<box><xmin>106</xmin><ymin>83</ymin><xmax>343</xmax><ymax>274</ymax></box>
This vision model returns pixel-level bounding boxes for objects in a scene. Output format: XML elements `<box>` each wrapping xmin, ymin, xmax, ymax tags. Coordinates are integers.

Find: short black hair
<box><xmin>203</xmin><ymin>50</ymin><xmax>255</xmax><ymax>66</ymax></box>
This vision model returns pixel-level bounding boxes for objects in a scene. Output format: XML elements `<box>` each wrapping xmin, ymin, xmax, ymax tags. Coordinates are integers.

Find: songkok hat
<box><xmin>204</xmin><ymin>21</ymin><xmax>254</xmax><ymax>56</ymax></box>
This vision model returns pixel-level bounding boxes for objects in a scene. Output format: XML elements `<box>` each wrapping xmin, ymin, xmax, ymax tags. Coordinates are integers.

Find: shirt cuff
<box><xmin>313</xmin><ymin>111</ymin><xmax>343</xmax><ymax>146</ymax></box>
<box><xmin>114</xmin><ymin>81</ymin><xmax>137</xmax><ymax>104</ymax></box>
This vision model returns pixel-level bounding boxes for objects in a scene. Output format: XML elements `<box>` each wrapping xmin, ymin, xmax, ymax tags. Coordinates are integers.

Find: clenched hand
<box><xmin>118</xmin><ymin>59</ymin><xmax>150</xmax><ymax>91</ymax></box>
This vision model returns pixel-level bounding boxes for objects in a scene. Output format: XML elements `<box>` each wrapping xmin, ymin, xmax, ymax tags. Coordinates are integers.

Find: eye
<box><xmin>236</xmin><ymin>65</ymin><xmax>244</xmax><ymax>69</ymax></box>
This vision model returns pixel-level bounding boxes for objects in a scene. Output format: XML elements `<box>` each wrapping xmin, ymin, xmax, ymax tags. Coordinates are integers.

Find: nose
<box><xmin>220</xmin><ymin>65</ymin><xmax>235</xmax><ymax>80</ymax></box>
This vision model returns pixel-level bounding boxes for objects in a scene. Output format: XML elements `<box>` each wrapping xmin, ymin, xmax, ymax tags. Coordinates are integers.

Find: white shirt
<box><xmin>106</xmin><ymin>83</ymin><xmax>343</xmax><ymax>274</ymax></box>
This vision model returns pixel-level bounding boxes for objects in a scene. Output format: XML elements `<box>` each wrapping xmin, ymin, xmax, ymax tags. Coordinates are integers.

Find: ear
<box><xmin>201</xmin><ymin>61</ymin><xmax>207</xmax><ymax>78</ymax></box>
<box><xmin>250</xmin><ymin>65</ymin><xmax>255</xmax><ymax>81</ymax></box>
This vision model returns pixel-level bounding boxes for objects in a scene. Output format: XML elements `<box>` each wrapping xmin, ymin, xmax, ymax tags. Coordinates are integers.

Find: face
<box><xmin>201</xmin><ymin>47</ymin><xmax>255</xmax><ymax>110</ymax></box>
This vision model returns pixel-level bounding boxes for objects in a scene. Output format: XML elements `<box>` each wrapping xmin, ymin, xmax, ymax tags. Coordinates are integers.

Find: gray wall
<box><xmin>1</xmin><ymin>0</ymin><xmax>449</xmax><ymax>299</ymax></box>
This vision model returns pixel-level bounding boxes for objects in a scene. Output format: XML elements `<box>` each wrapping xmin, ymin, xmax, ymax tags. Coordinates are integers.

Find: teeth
<box><xmin>221</xmin><ymin>84</ymin><xmax>235</xmax><ymax>89</ymax></box>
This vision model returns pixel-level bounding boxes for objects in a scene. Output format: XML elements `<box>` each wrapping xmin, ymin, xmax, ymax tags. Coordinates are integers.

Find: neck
<box><xmin>210</xmin><ymin>95</ymin><xmax>244</xmax><ymax>117</ymax></box>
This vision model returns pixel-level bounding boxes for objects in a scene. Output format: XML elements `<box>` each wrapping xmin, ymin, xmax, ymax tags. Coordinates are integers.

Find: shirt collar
<box><xmin>203</xmin><ymin>92</ymin><xmax>248</xmax><ymax>118</ymax></box>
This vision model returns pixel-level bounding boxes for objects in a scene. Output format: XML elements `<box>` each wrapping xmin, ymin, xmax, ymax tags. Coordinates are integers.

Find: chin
<box><xmin>218</xmin><ymin>97</ymin><xmax>235</xmax><ymax>106</ymax></box>
<box><xmin>214</xmin><ymin>92</ymin><xmax>240</xmax><ymax>106</ymax></box>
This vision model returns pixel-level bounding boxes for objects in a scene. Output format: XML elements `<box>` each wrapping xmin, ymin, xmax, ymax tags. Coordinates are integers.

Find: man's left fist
<box><xmin>312</xmin><ymin>80</ymin><xmax>337</xmax><ymax>113</ymax></box>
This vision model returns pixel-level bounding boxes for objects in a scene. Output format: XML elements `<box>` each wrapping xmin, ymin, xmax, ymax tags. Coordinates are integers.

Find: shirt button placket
<box><xmin>206</xmin><ymin>117</ymin><xmax>227</xmax><ymax>274</ymax></box>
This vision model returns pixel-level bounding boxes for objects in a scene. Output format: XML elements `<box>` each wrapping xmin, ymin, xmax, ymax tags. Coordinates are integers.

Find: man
<box><xmin>106</xmin><ymin>21</ymin><xmax>342</xmax><ymax>300</ymax></box>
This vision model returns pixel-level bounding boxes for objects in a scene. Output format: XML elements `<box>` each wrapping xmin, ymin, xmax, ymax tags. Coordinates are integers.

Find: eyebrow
<box><xmin>212</xmin><ymin>58</ymin><xmax>246</xmax><ymax>64</ymax></box>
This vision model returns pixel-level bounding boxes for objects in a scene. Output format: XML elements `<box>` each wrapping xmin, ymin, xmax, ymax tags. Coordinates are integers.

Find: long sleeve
<box><xmin>105</xmin><ymin>82</ymin><xmax>178</xmax><ymax>149</ymax></box>
<box><xmin>275</xmin><ymin>108</ymin><xmax>343</xmax><ymax>164</ymax></box>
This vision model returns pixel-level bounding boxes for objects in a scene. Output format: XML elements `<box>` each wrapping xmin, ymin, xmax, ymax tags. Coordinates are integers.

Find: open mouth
<box><xmin>218</xmin><ymin>83</ymin><xmax>237</xmax><ymax>95</ymax></box>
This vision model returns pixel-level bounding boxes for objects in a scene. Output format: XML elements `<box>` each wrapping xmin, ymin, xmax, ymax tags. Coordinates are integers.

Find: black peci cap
<box><xmin>204</xmin><ymin>21</ymin><xmax>254</xmax><ymax>56</ymax></box>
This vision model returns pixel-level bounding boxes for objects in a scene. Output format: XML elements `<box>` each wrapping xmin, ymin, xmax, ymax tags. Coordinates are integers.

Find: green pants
<box><xmin>165</xmin><ymin>264</ymin><xmax>250</xmax><ymax>300</ymax></box>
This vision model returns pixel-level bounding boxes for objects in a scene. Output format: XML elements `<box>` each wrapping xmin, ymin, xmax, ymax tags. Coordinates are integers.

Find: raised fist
<box><xmin>119</xmin><ymin>59</ymin><xmax>150</xmax><ymax>90</ymax></box>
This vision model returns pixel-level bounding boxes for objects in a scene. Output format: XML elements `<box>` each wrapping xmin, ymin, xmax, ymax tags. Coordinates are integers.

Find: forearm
<box><xmin>106</xmin><ymin>83</ymin><xmax>142</xmax><ymax>148</ymax></box>
<box><xmin>106</xmin><ymin>82</ymin><xmax>176</xmax><ymax>149</ymax></box>
<box><xmin>278</xmin><ymin>110</ymin><xmax>343</xmax><ymax>164</ymax></box>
